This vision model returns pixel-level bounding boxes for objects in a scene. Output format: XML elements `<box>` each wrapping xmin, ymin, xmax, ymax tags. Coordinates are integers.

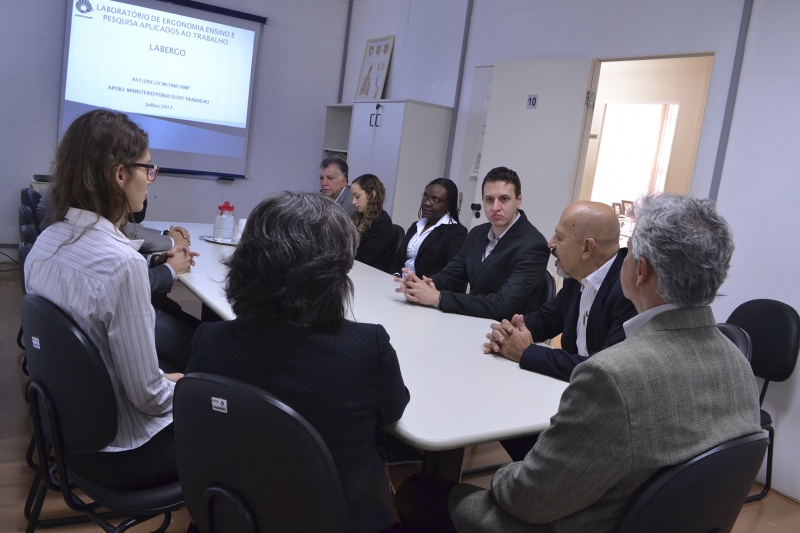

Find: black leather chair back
<box><xmin>615</xmin><ymin>432</ymin><xmax>768</xmax><ymax>533</ymax></box>
<box><xmin>174</xmin><ymin>373</ymin><xmax>346</xmax><ymax>533</ymax></box>
<box><xmin>727</xmin><ymin>299</ymin><xmax>800</xmax><ymax>383</ymax></box>
<box><xmin>23</xmin><ymin>295</ymin><xmax>117</xmax><ymax>453</ymax></box>
<box><xmin>716</xmin><ymin>323</ymin><xmax>752</xmax><ymax>362</ymax></box>
<box><xmin>21</xmin><ymin>188</ymin><xmax>42</xmax><ymax>231</ymax></box>
<box><xmin>543</xmin><ymin>270</ymin><xmax>556</xmax><ymax>304</ymax></box>
<box><xmin>392</xmin><ymin>223</ymin><xmax>406</xmax><ymax>259</ymax></box>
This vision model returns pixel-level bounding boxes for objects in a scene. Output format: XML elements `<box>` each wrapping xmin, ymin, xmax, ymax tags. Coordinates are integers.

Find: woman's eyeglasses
<box><xmin>129</xmin><ymin>163</ymin><xmax>160</xmax><ymax>183</ymax></box>
<box><xmin>420</xmin><ymin>194</ymin><xmax>443</xmax><ymax>206</ymax></box>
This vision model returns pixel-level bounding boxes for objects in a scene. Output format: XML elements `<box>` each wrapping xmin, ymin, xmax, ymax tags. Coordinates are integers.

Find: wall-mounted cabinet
<box><xmin>322</xmin><ymin>99</ymin><xmax>452</xmax><ymax>229</ymax></box>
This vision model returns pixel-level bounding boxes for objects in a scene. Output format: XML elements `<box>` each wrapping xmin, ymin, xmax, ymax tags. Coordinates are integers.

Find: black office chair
<box><xmin>726</xmin><ymin>299</ymin><xmax>800</xmax><ymax>502</ymax></box>
<box><xmin>17</xmin><ymin>238</ymin><xmax>34</xmax><ymax>355</ymax></box>
<box><xmin>173</xmin><ymin>373</ymin><xmax>346</xmax><ymax>533</ymax></box>
<box><xmin>543</xmin><ymin>270</ymin><xmax>556</xmax><ymax>304</ymax></box>
<box><xmin>21</xmin><ymin>187</ymin><xmax>42</xmax><ymax>233</ymax></box>
<box><xmin>18</xmin><ymin>205</ymin><xmax>40</xmax><ymax>352</ymax></box>
<box><xmin>615</xmin><ymin>432</ymin><xmax>769</xmax><ymax>533</ymax></box>
<box><xmin>21</xmin><ymin>295</ymin><xmax>184</xmax><ymax>533</ymax></box>
<box><xmin>716</xmin><ymin>322</ymin><xmax>752</xmax><ymax>362</ymax></box>
<box><xmin>392</xmin><ymin>223</ymin><xmax>406</xmax><ymax>260</ymax></box>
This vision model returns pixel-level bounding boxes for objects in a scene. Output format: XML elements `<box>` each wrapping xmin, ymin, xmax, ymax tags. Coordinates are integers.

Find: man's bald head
<box><xmin>549</xmin><ymin>201</ymin><xmax>621</xmax><ymax>280</ymax></box>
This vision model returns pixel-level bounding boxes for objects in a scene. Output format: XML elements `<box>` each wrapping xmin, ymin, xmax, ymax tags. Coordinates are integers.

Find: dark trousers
<box><xmin>154</xmin><ymin>309</ymin><xmax>198</xmax><ymax>373</ymax></box>
<box><xmin>500</xmin><ymin>433</ymin><xmax>540</xmax><ymax>462</ymax></box>
<box><xmin>395</xmin><ymin>474</ymin><xmax>457</xmax><ymax>532</ymax></box>
<box><xmin>66</xmin><ymin>424</ymin><xmax>177</xmax><ymax>490</ymax></box>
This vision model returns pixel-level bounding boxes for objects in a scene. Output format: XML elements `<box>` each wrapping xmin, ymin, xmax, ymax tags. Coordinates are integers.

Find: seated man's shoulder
<box><xmin>465</xmin><ymin>220</ymin><xmax>491</xmax><ymax>238</ymax></box>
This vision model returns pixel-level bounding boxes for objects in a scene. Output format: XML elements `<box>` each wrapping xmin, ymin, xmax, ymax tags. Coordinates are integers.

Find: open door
<box><xmin>578</xmin><ymin>55</ymin><xmax>714</xmax><ymax>203</ymax></box>
<box><xmin>469</xmin><ymin>59</ymin><xmax>597</xmax><ymax>234</ymax></box>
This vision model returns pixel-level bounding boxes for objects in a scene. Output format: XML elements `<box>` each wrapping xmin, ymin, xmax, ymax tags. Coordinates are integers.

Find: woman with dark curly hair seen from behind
<box><xmin>351</xmin><ymin>173</ymin><xmax>397</xmax><ymax>272</ymax></box>
<box><xmin>187</xmin><ymin>191</ymin><xmax>410</xmax><ymax>533</ymax></box>
<box><xmin>389</xmin><ymin>178</ymin><xmax>467</xmax><ymax>279</ymax></box>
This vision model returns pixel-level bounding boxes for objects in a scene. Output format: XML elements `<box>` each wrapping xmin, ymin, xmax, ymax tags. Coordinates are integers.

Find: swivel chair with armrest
<box><xmin>18</xmin><ymin>203</ymin><xmax>39</xmax><ymax>353</ymax></box>
<box><xmin>21</xmin><ymin>187</ymin><xmax>42</xmax><ymax>233</ymax></box>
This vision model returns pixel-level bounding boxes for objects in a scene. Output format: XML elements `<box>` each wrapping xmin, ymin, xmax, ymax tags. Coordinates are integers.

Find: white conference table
<box><xmin>159</xmin><ymin>222</ymin><xmax>568</xmax><ymax>480</ymax></box>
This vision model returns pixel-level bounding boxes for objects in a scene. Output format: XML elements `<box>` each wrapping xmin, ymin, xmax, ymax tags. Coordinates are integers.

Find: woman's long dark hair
<box><xmin>351</xmin><ymin>174</ymin><xmax>386</xmax><ymax>235</ymax></box>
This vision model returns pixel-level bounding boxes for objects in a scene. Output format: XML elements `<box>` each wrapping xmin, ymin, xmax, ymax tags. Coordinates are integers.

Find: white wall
<box><xmin>144</xmin><ymin>0</ymin><xmax>349</xmax><ymax>225</ymax></box>
<box><xmin>0</xmin><ymin>2</ymin><xmax>67</xmax><ymax>247</ymax></box>
<box><xmin>344</xmin><ymin>0</ymin><xmax>467</xmax><ymax>107</ymax></box>
<box><xmin>712</xmin><ymin>0</ymin><xmax>800</xmax><ymax>499</ymax></box>
<box><xmin>0</xmin><ymin>0</ymin><xmax>349</xmax><ymax>246</ymax></box>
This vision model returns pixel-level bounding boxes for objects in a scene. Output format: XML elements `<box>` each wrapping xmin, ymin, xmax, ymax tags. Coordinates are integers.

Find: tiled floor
<box><xmin>1</xmin><ymin>266</ymin><xmax>798</xmax><ymax>531</ymax></box>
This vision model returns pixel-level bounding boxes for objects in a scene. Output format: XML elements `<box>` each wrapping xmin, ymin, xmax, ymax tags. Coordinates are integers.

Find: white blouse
<box><xmin>403</xmin><ymin>213</ymin><xmax>454</xmax><ymax>275</ymax></box>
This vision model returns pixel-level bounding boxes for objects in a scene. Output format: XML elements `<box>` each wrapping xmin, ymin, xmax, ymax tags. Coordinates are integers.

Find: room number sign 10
<box><xmin>527</xmin><ymin>95</ymin><xmax>538</xmax><ymax>109</ymax></box>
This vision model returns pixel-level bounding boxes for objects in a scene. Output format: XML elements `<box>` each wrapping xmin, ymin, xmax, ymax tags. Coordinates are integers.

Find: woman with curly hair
<box><xmin>351</xmin><ymin>173</ymin><xmax>397</xmax><ymax>271</ymax></box>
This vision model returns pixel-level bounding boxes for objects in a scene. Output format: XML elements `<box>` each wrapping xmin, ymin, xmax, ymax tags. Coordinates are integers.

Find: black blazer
<box><xmin>389</xmin><ymin>221</ymin><xmax>467</xmax><ymax>278</ymax></box>
<box><xmin>519</xmin><ymin>248</ymin><xmax>637</xmax><ymax>381</ymax></box>
<box><xmin>432</xmin><ymin>210</ymin><xmax>550</xmax><ymax>320</ymax></box>
<box><xmin>355</xmin><ymin>210</ymin><xmax>395</xmax><ymax>272</ymax></box>
<box><xmin>188</xmin><ymin>319</ymin><xmax>409</xmax><ymax>533</ymax></box>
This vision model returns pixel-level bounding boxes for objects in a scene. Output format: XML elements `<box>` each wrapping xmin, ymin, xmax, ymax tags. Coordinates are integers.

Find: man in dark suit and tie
<box><xmin>397</xmin><ymin>193</ymin><xmax>762</xmax><ymax>532</ymax></box>
<box><xmin>396</xmin><ymin>167</ymin><xmax>550</xmax><ymax>320</ymax></box>
<box><xmin>485</xmin><ymin>201</ymin><xmax>637</xmax><ymax>382</ymax></box>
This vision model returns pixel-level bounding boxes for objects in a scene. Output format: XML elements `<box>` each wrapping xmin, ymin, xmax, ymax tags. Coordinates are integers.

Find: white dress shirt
<box><xmin>25</xmin><ymin>208</ymin><xmax>174</xmax><ymax>452</ymax></box>
<box><xmin>623</xmin><ymin>302</ymin><xmax>681</xmax><ymax>338</ymax></box>
<box><xmin>575</xmin><ymin>254</ymin><xmax>617</xmax><ymax>356</ymax></box>
<box><xmin>484</xmin><ymin>213</ymin><xmax>521</xmax><ymax>261</ymax></box>
<box><xmin>404</xmin><ymin>213</ymin><xmax>455</xmax><ymax>274</ymax></box>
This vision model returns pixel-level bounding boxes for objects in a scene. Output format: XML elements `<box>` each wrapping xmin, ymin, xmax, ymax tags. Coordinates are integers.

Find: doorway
<box><xmin>577</xmin><ymin>56</ymin><xmax>714</xmax><ymax>208</ymax></box>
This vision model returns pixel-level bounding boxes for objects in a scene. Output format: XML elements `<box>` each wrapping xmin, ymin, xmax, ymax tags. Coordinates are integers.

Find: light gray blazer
<box><xmin>449</xmin><ymin>306</ymin><xmax>762</xmax><ymax>533</ymax></box>
<box><xmin>335</xmin><ymin>184</ymin><xmax>357</xmax><ymax>217</ymax></box>
<box><xmin>122</xmin><ymin>221</ymin><xmax>173</xmax><ymax>254</ymax></box>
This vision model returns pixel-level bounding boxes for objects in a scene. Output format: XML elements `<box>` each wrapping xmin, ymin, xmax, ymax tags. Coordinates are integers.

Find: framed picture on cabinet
<box><xmin>355</xmin><ymin>35</ymin><xmax>395</xmax><ymax>101</ymax></box>
<box><xmin>621</xmin><ymin>200</ymin><xmax>635</xmax><ymax>217</ymax></box>
<box><xmin>612</xmin><ymin>202</ymin><xmax>622</xmax><ymax>216</ymax></box>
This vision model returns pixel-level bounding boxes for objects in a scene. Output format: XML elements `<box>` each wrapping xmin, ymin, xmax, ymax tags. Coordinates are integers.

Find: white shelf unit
<box><xmin>321</xmin><ymin>104</ymin><xmax>353</xmax><ymax>160</ymax></box>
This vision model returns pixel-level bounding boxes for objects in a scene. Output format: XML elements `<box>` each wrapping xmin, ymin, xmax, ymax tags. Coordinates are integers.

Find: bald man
<box><xmin>485</xmin><ymin>201</ymin><xmax>637</xmax><ymax>381</ymax></box>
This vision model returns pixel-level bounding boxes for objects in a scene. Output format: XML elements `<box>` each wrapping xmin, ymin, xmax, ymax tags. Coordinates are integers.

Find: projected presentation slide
<box><xmin>65</xmin><ymin>1</ymin><xmax>255</xmax><ymax>129</ymax></box>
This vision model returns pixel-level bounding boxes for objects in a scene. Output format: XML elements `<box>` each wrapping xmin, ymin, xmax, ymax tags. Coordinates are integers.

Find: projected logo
<box><xmin>75</xmin><ymin>0</ymin><xmax>93</xmax><ymax>14</ymax></box>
